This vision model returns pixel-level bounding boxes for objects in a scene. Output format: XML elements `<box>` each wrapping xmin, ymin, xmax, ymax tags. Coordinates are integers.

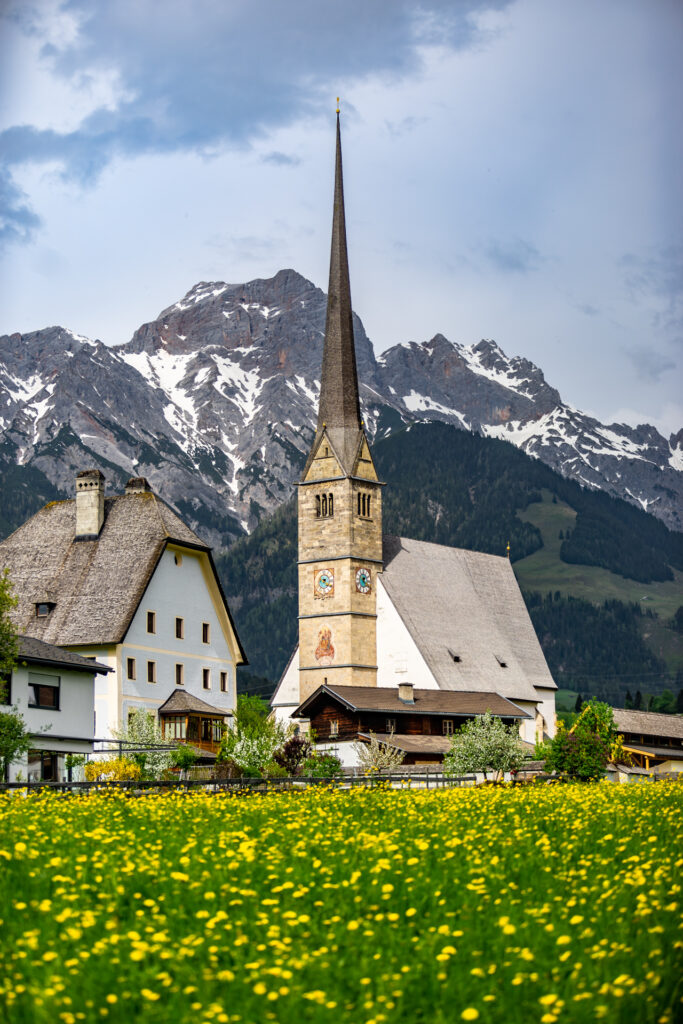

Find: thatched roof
<box><xmin>613</xmin><ymin>708</ymin><xmax>683</xmax><ymax>741</ymax></box>
<box><xmin>18</xmin><ymin>635</ymin><xmax>111</xmax><ymax>674</ymax></box>
<box><xmin>381</xmin><ymin>536</ymin><xmax>556</xmax><ymax>702</ymax></box>
<box><xmin>157</xmin><ymin>688</ymin><xmax>230</xmax><ymax>716</ymax></box>
<box><xmin>0</xmin><ymin>491</ymin><xmax>220</xmax><ymax>647</ymax></box>
<box><xmin>295</xmin><ymin>683</ymin><xmax>529</xmax><ymax>720</ymax></box>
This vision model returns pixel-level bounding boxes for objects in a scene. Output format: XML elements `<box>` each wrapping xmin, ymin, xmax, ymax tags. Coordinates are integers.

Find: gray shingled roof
<box><xmin>381</xmin><ymin>536</ymin><xmax>556</xmax><ymax>702</ymax></box>
<box><xmin>358</xmin><ymin>732</ymin><xmax>452</xmax><ymax>755</ymax></box>
<box><xmin>18</xmin><ymin>635</ymin><xmax>111</xmax><ymax>674</ymax></box>
<box><xmin>1</xmin><ymin>492</ymin><xmax>209</xmax><ymax>646</ymax></box>
<box><xmin>613</xmin><ymin>709</ymin><xmax>683</xmax><ymax>741</ymax></box>
<box><xmin>157</xmin><ymin>689</ymin><xmax>231</xmax><ymax>716</ymax></box>
<box><xmin>295</xmin><ymin>684</ymin><xmax>529</xmax><ymax>720</ymax></box>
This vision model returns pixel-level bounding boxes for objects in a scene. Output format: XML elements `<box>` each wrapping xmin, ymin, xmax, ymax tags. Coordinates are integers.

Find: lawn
<box><xmin>0</xmin><ymin>783</ymin><xmax>681</xmax><ymax>1024</ymax></box>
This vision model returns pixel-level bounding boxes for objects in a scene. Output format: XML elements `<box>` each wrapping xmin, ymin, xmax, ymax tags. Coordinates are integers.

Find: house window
<box><xmin>175</xmin><ymin>663</ymin><xmax>184</xmax><ymax>686</ymax></box>
<box><xmin>220</xmin><ymin>671</ymin><xmax>228</xmax><ymax>693</ymax></box>
<box><xmin>147</xmin><ymin>661</ymin><xmax>157</xmax><ymax>684</ymax></box>
<box><xmin>330</xmin><ymin>719</ymin><xmax>339</xmax><ymax>737</ymax></box>
<box><xmin>212</xmin><ymin>720</ymin><xmax>224</xmax><ymax>743</ymax></box>
<box><xmin>28</xmin><ymin>750</ymin><xmax>59</xmax><ymax>782</ymax></box>
<box><xmin>442</xmin><ymin>720</ymin><xmax>454</xmax><ymax>735</ymax></box>
<box><xmin>127</xmin><ymin>658</ymin><xmax>136</xmax><ymax>681</ymax></box>
<box><xmin>163</xmin><ymin>715</ymin><xmax>186</xmax><ymax>740</ymax></box>
<box><xmin>28</xmin><ymin>672</ymin><xmax>60</xmax><ymax>710</ymax></box>
<box><xmin>146</xmin><ymin>611</ymin><xmax>156</xmax><ymax>634</ymax></box>
<box><xmin>202</xmin><ymin>669</ymin><xmax>211</xmax><ymax>690</ymax></box>
<box><xmin>386</xmin><ymin>718</ymin><xmax>396</xmax><ymax>733</ymax></box>
<box><xmin>202</xmin><ymin>622</ymin><xmax>210</xmax><ymax>644</ymax></box>
<box><xmin>174</xmin><ymin>553</ymin><xmax>183</xmax><ymax>566</ymax></box>
<box><xmin>175</xmin><ymin>617</ymin><xmax>184</xmax><ymax>639</ymax></box>
<box><xmin>35</xmin><ymin>603</ymin><xmax>53</xmax><ymax>618</ymax></box>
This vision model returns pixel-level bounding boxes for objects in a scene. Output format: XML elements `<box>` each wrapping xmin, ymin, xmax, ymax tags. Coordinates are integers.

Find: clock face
<box><xmin>314</xmin><ymin>568</ymin><xmax>334</xmax><ymax>598</ymax></box>
<box><xmin>355</xmin><ymin>567</ymin><xmax>371</xmax><ymax>594</ymax></box>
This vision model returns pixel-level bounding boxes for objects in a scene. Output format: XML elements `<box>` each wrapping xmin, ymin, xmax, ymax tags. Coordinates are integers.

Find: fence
<box><xmin>0</xmin><ymin>772</ymin><xmax>477</xmax><ymax>795</ymax></box>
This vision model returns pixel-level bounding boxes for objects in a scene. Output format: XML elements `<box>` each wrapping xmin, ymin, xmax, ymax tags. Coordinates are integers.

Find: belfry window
<box><xmin>357</xmin><ymin>492</ymin><xmax>372</xmax><ymax>518</ymax></box>
<box><xmin>315</xmin><ymin>492</ymin><xmax>334</xmax><ymax>519</ymax></box>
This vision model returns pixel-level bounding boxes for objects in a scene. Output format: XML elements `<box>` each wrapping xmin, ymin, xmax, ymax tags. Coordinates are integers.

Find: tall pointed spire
<box><xmin>315</xmin><ymin>107</ymin><xmax>363</xmax><ymax>471</ymax></box>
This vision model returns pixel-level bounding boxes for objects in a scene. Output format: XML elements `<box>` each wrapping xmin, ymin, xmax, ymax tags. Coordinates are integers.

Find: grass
<box><xmin>1</xmin><ymin>784</ymin><xmax>681</xmax><ymax>1024</ymax></box>
<box><xmin>515</xmin><ymin>490</ymin><xmax>683</xmax><ymax>620</ymax></box>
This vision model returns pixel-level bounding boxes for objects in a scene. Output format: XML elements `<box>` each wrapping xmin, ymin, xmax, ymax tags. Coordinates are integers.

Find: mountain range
<box><xmin>1</xmin><ymin>268</ymin><xmax>682</xmax><ymax>548</ymax></box>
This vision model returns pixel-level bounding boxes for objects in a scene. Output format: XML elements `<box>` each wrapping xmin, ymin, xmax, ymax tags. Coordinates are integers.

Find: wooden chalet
<box><xmin>157</xmin><ymin>688</ymin><xmax>231</xmax><ymax>757</ymax></box>
<box><xmin>293</xmin><ymin>682</ymin><xmax>530</xmax><ymax>765</ymax></box>
<box><xmin>613</xmin><ymin>708</ymin><xmax>683</xmax><ymax>774</ymax></box>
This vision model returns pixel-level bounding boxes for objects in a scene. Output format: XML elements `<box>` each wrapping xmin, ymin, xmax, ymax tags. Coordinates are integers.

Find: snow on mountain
<box><xmin>1</xmin><ymin>270</ymin><xmax>681</xmax><ymax>546</ymax></box>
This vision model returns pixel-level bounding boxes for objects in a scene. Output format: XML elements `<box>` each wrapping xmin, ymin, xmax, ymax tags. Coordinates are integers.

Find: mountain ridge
<box><xmin>1</xmin><ymin>268</ymin><xmax>681</xmax><ymax>547</ymax></box>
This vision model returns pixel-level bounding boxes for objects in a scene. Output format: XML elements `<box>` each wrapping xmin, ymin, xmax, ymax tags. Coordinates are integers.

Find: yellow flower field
<box><xmin>0</xmin><ymin>782</ymin><xmax>681</xmax><ymax>1023</ymax></box>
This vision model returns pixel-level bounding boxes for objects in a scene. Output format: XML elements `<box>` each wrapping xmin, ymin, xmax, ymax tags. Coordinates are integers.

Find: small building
<box><xmin>613</xmin><ymin>708</ymin><xmax>683</xmax><ymax>774</ymax></box>
<box><xmin>1</xmin><ymin>635</ymin><xmax>111</xmax><ymax>782</ymax></box>
<box><xmin>157</xmin><ymin>688</ymin><xmax>230</xmax><ymax>757</ymax></box>
<box><xmin>294</xmin><ymin>681</ymin><xmax>530</xmax><ymax>766</ymax></box>
<box><xmin>0</xmin><ymin>471</ymin><xmax>247</xmax><ymax>739</ymax></box>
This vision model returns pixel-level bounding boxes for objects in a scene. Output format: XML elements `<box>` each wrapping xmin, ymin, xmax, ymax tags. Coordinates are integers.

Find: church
<box><xmin>270</xmin><ymin>110</ymin><xmax>557</xmax><ymax>765</ymax></box>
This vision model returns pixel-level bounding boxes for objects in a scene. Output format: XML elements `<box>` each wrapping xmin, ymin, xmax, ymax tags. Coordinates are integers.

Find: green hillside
<box><xmin>219</xmin><ymin>422</ymin><xmax>682</xmax><ymax>704</ymax></box>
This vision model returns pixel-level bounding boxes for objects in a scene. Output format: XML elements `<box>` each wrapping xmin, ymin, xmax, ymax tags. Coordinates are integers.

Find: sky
<box><xmin>0</xmin><ymin>0</ymin><xmax>681</xmax><ymax>437</ymax></box>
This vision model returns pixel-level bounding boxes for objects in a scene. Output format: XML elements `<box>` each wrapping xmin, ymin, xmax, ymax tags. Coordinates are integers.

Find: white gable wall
<box><xmin>376</xmin><ymin>575</ymin><xmax>438</xmax><ymax>690</ymax></box>
<box><xmin>74</xmin><ymin>546</ymin><xmax>239</xmax><ymax>738</ymax></box>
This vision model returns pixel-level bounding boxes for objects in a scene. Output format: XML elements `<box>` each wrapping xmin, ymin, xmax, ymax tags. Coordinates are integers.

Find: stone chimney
<box><xmin>75</xmin><ymin>469</ymin><xmax>105</xmax><ymax>539</ymax></box>
<box><xmin>398</xmin><ymin>682</ymin><xmax>415</xmax><ymax>704</ymax></box>
<box><xmin>125</xmin><ymin>477</ymin><xmax>152</xmax><ymax>494</ymax></box>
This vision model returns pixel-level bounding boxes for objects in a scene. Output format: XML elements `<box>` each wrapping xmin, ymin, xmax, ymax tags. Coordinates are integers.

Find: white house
<box><xmin>0</xmin><ymin>471</ymin><xmax>247</xmax><ymax>742</ymax></box>
<box><xmin>1</xmin><ymin>635</ymin><xmax>111</xmax><ymax>782</ymax></box>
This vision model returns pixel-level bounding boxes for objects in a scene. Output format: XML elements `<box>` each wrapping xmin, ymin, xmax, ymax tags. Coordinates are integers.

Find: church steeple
<box><xmin>304</xmin><ymin>109</ymin><xmax>363</xmax><ymax>478</ymax></box>
<box><xmin>296</xmin><ymin>106</ymin><xmax>383</xmax><ymax>702</ymax></box>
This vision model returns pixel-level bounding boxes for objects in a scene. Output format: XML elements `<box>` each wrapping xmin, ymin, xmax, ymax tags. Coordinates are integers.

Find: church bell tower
<box><xmin>297</xmin><ymin>108</ymin><xmax>383</xmax><ymax>703</ymax></box>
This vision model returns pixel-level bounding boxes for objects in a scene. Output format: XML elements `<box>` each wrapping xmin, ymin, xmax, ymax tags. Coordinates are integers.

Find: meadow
<box><xmin>0</xmin><ymin>783</ymin><xmax>681</xmax><ymax>1024</ymax></box>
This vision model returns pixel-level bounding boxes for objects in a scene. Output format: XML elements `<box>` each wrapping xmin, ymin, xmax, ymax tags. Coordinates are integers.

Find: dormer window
<box><xmin>495</xmin><ymin>655</ymin><xmax>508</xmax><ymax>668</ymax></box>
<box><xmin>35</xmin><ymin>602</ymin><xmax>54</xmax><ymax>618</ymax></box>
<box><xmin>315</xmin><ymin>493</ymin><xmax>334</xmax><ymax>518</ymax></box>
<box><xmin>448</xmin><ymin>649</ymin><xmax>461</xmax><ymax>663</ymax></box>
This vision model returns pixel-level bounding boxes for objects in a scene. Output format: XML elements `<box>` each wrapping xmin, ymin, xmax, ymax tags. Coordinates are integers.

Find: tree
<box><xmin>634</xmin><ymin>690</ymin><xmax>643</xmax><ymax>710</ymax></box>
<box><xmin>624</xmin><ymin>690</ymin><xmax>633</xmax><ymax>710</ymax></box>
<box><xmin>273</xmin><ymin>733</ymin><xmax>312</xmax><ymax>776</ymax></box>
<box><xmin>353</xmin><ymin>731</ymin><xmax>406</xmax><ymax>772</ymax></box>
<box><xmin>0</xmin><ymin>569</ymin><xmax>19</xmax><ymax>689</ymax></box>
<box><xmin>302</xmin><ymin>751</ymin><xmax>344</xmax><ymax>778</ymax></box>
<box><xmin>112</xmin><ymin>709</ymin><xmax>173</xmax><ymax>779</ymax></box>
<box><xmin>574</xmin><ymin>694</ymin><xmax>584</xmax><ymax>713</ymax></box>
<box><xmin>443</xmin><ymin>711</ymin><xmax>527</xmax><ymax>781</ymax></box>
<box><xmin>0</xmin><ymin>706</ymin><xmax>32</xmax><ymax>782</ymax></box>
<box><xmin>217</xmin><ymin>694</ymin><xmax>290</xmax><ymax>777</ymax></box>
<box><xmin>546</xmin><ymin>699</ymin><xmax>618</xmax><ymax>780</ymax></box>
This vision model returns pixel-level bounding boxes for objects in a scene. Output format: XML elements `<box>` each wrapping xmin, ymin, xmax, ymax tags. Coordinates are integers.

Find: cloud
<box><xmin>385</xmin><ymin>115</ymin><xmax>428</xmax><ymax>137</ymax></box>
<box><xmin>619</xmin><ymin>246</ymin><xmax>683</xmax><ymax>337</ymax></box>
<box><xmin>575</xmin><ymin>302</ymin><xmax>600</xmax><ymax>317</ymax></box>
<box><xmin>624</xmin><ymin>345</ymin><xmax>676</xmax><ymax>382</ymax></box>
<box><xmin>483</xmin><ymin>237</ymin><xmax>543</xmax><ymax>273</ymax></box>
<box><xmin>0</xmin><ymin>167</ymin><xmax>42</xmax><ymax>247</ymax></box>
<box><xmin>0</xmin><ymin>0</ymin><xmax>512</xmax><ymax>246</ymax></box>
<box><xmin>261</xmin><ymin>151</ymin><xmax>301</xmax><ymax>167</ymax></box>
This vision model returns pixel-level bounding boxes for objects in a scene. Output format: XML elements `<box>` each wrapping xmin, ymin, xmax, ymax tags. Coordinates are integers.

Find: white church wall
<box><xmin>270</xmin><ymin>646</ymin><xmax>301</xmax><ymax>727</ymax></box>
<box><xmin>376</xmin><ymin>576</ymin><xmax>438</xmax><ymax>690</ymax></box>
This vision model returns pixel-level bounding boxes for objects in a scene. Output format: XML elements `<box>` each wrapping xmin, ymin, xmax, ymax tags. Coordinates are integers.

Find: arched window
<box><xmin>328</xmin><ymin>493</ymin><xmax>334</xmax><ymax>517</ymax></box>
<box><xmin>315</xmin><ymin>495</ymin><xmax>321</xmax><ymax>518</ymax></box>
<box><xmin>357</xmin><ymin>493</ymin><xmax>361</xmax><ymax>515</ymax></box>
<box><xmin>321</xmin><ymin>494</ymin><xmax>328</xmax><ymax>517</ymax></box>
<box><xmin>367</xmin><ymin>495</ymin><xmax>371</xmax><ymax>518</ymax></box>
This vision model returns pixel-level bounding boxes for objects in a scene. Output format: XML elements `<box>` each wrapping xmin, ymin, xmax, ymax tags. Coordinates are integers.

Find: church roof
<box><xmin>380</xmin><ymin>536</ymin><xmax>556</xmax><ymax>702</ymax></box>
<box><xmin>0</xmin><ymin>491</ymin><xmax>246</xmax><ymax>660</ymax></box>
<box><xmin>303</xmin><ymin>110</ymin><xmax>364</xmax><ymax>478</ymax></box>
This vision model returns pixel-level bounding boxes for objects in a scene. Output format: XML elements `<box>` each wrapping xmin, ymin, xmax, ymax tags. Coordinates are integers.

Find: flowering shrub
<box><xmin>83</xmin><ymin>757</ymin><xmax>143</xmax><ymax>781</ymax></box>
